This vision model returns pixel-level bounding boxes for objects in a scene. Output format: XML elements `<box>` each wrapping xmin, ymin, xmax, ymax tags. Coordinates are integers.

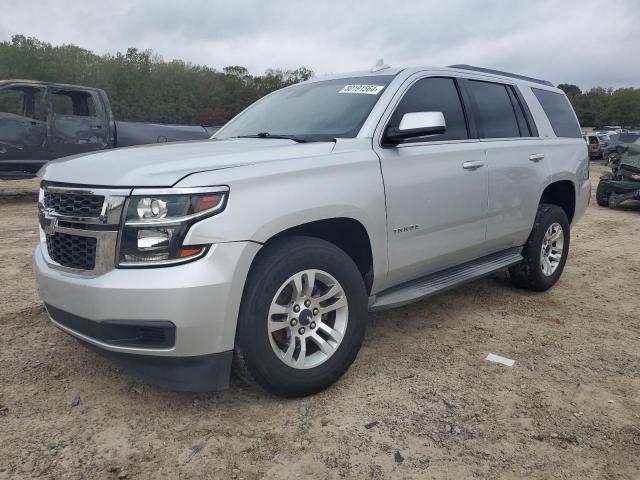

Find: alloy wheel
<box><xmin>540</xmin><ymin>222</ymin><xmax>564</xmax><ymax>276</ymax></box>
<box><xmin>267</xmin><ymin>269</ymin><xmax>348</xmax><ymax>369</ymax></box>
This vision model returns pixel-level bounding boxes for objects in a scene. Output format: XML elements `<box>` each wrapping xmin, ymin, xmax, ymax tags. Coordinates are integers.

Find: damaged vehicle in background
<box><xmin>600</xmin><ymin>132</ymin><xmax>640</xmax><ymax>165</ymax></box>
<box><xmin>0</xmin><ymin>80</ymin><xmax>220</xmax><ymax>178</ymax></box>
<box><xmin>596</xmin><ymin>138</ymin><xmax>640</xmax><ymax>208</ymax></box>
<box><xmin>583</xmin><ymin>133</ymin><xmax>604</xmax><ymax>160</ymax></box>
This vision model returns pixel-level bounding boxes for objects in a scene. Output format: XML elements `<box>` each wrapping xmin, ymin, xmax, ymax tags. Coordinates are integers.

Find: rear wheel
<box><xmin>509</xmin><ymin>204</ymin><xmax>570</xmax><ymax>291</ymax></box>
<box><xmin>234</xmin><ymin>236</ymin><xmax>368</xmax><ymax>397</ymax></box>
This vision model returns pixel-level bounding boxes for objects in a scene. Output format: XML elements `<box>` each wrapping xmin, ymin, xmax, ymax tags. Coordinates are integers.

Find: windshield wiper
<box><xmin>236</xmin><ymin>132</ymin><xmax>310</xmax><ymax>143</ymax></box>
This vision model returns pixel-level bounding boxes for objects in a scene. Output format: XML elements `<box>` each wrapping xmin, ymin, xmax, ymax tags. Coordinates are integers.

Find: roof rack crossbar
<box><xmin>447</xmin><ymin>64</ymin><xmax>554</xmax><ymax>87</ymax></box>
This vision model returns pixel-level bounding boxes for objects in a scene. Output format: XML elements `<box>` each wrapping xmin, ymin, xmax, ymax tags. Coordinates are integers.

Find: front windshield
<box><xmin>215</xmin><ymin>75</ymin><xmax>395</xmax><ymax>142</ymax></box>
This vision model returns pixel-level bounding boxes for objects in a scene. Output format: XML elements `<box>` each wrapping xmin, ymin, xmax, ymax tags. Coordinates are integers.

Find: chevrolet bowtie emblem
<box><xmin>44</xmin><ymin>217</ymin><xmax>58</xmax><ymax>235</ymax></box>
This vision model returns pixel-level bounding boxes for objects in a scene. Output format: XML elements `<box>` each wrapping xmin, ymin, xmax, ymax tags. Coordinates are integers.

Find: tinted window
<box><xmin>467</xmin><ymin>80</ymin><xmax>520</xmax><ymax>138</ymax></box>
<box><xmin>506</xmin><ymin>86</ymin><xmax>536</xmax><ymax>137</ymax></box>
<box><xmin>532</xmin><ymin>88</ymin><xmax>581</xmax><ymax>138</ymax></box>
<box><xmin>389</xmin><ymin>77</ymin><xmax>468</xmax><ymax>142</ymax></box>
<box><xmin>588</xmin><ymin>136</ymin><xmax>598</xmax><ymax>145</ymax></box>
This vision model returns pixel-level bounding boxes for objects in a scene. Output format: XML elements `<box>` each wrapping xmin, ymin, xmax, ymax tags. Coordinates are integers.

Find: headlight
<box><xmin>118</xmin><ymin>187</ymin><xmax>228</xmax><ymax>267</ymax></box>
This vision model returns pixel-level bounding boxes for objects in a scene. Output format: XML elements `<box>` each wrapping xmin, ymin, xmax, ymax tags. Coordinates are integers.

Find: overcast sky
<box><xmin>2</xmin><ymin>0</ymin><xmax>639</xmax><ymax>89</ymax></box>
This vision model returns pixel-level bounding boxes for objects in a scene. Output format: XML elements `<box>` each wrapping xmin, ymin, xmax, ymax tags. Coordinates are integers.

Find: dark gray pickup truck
<box><xmin>0</xmin><ymin>80</ymin><xmax>219</xmax><ymax>178</ymax></box>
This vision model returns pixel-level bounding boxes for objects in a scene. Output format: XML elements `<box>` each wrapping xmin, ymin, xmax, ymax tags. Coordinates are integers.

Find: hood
<box><xmin>39</xmin><ymin>138</ymin><xmax>335</xmax><ymax>186</ymax></box>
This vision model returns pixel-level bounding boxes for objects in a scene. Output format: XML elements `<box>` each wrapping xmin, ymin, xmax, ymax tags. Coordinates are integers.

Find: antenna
<box><xmin>371</xmin><ymin>59</ymin><xmax>390</xmax><ymax>73</ymax></box>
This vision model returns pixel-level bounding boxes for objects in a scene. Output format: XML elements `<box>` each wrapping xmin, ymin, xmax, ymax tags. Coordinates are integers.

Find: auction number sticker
<box><xmin>339</xmin><ymin>84</ymin><xmax>385</xmax><ymax>95</ymax></box>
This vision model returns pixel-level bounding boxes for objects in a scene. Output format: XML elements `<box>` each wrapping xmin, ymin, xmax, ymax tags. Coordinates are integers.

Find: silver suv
<box><xmin>34</xmin><ymin>64</ymin><xmax>590</xmax><ymax>397</ymax></box>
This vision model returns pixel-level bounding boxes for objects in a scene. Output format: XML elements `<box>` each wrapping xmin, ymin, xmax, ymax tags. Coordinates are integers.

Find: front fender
<box><xmin>175</xmin><ymin>148</ymin><xmax>389</xmax><ymax>290</ymax></box>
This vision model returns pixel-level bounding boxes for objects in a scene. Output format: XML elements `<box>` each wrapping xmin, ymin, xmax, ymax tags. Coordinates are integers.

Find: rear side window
<box><xmin>389</xmin><ymin>77</ymin><xmax>468</xmax><ymax>142</ymax></box>
<box><xmin>51</xmin><ymin>90</ymin><xmax>97</xmax><ymax>117</ymax></box>
<box><xmin>467</xmin><ymin>80</ymin><xmax>521</xmax><ymax>139</ymax></box>
<box><xmin>532</xmin><ymin>88</ymin><xmax>581</xmax><ymax>138</ymax></box>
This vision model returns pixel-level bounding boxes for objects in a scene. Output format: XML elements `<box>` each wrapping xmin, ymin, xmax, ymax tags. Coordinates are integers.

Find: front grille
<box><xmin>46</xmin><ymin>232</ymin><xmax>97</xmax><ymax>270</ymax></box>
<box><xmin>44</xmin><ymin>191</ymin><xmax>105</xmax><ymax>217</ymax></box>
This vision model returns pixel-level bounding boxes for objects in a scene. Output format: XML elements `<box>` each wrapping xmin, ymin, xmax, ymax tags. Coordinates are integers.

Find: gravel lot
<box><xmin>0</xmin><ymin>165</ymin><xmax>639</xmax><ymax>479</ymax></box>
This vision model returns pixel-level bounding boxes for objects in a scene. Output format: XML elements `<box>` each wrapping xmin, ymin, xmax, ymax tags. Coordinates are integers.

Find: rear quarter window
<box><xmin>532</xmin><ymin>88</ymin><xmax>581</xmax><ymax>138</ymax></box>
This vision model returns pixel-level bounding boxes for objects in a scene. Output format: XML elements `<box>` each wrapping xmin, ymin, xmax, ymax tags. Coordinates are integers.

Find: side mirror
<box><xmin>384</xmin><ymin>112</ymin><xmax>446</xmax><ymax>146</ymax></box>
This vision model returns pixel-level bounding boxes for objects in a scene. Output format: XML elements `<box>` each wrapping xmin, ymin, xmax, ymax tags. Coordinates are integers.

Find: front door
<box><xmin>374</xmin><ymin>76</ymin><xmax>489</xmax><ymax>287</ymax></box>
<box><xmin>0</xmin><ymin>84</ymin><xmax>48</xmax><ymax>175</ymax></box>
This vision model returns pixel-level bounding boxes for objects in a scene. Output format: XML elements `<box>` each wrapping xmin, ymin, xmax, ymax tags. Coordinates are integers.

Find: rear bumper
<box><xmin>599</xmin><ymin>178</ymin><xmax>640</xmax><ymax>194</ymax></box>
<box><xmin>573</xmin><ymin>178</ymin><xmax>591</xmax><ymax>226</ymax></box>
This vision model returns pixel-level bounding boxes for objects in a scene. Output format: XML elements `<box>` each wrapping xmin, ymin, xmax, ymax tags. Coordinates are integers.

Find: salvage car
<box><xmin>34</xmin><ymin>64</ymin><xmax>590</xmax><ymax>397</ymax></box>
<box><xmin>596</xmin><ymin>138</ymin><xmax>640</xmax><ymax>208</ymax></box>
<box><xmin>0</xmin><ymin>80</ymin><xmax>219</xmax><ymax>178</ymax></box>
<box><xmin>585</xmin><ymin>133</ymin><xmax>604</xmax><ymax>160</ymax></box>
<box><xmin>601</xmin><ymin>132</ymin><xmax>640</xmax><ymax>165</ymax></box>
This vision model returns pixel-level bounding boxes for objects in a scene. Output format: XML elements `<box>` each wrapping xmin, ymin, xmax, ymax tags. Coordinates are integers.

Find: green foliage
<box><xmin>4</xmin><ymin>35</ymin><xmax>639</xmax><ymax>128</ymax></box>
<box><xmin>0</xmin><ymin>35</ymin><xmax>314</xmax><ymax>125</ymax></box>
<box><xmin>558</xmin><ymin>83</ymin><xmax>640</xmax><ymax>128</ymax></box>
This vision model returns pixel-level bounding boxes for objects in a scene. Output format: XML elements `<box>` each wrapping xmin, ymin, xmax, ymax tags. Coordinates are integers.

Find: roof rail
<box><xmin>447</xmin><ymin>64</ymin><xmax>554</xmax><ymax>87</ymax></box>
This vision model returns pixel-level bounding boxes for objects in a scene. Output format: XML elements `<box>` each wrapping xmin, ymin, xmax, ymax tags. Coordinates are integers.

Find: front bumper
<box><xmin>34</xmin><ymin>240</ymin><xmax>261</xmax><ymax>390</ymax></box>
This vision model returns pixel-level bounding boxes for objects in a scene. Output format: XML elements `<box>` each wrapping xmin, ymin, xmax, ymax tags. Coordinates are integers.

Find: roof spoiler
<box><xmin>447</xmin><ymin>64</ymin><xmax>554</xmax><ymax>87</ymax></box>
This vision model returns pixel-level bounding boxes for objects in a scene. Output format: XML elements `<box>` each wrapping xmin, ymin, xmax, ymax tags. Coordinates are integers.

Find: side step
<box><xmin>369</xmin><ymin>248</ymin><xmax>523</xmax><ymax>311</ymax></box>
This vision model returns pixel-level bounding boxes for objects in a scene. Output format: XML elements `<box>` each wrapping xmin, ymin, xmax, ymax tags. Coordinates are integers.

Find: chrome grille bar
<box><xmin>38</xmin><ymin>183</ymin><xmax>131</xmax><ymax>276</ymax></box>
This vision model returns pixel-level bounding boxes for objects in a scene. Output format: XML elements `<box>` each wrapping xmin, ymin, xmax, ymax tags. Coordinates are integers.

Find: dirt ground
<box><xmin>0</xmin><ymin>165</ymin><xmax>638</xmax><ymax>480</ymax></box>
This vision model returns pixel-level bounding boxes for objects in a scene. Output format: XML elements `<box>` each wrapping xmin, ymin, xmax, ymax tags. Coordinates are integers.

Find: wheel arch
<box><xmin>539</xmin><ymin>179</ymin><xmax>576</xmax><ymax>223</ymax></box>
<box><xmin>253</xmin><ymin>217</ymin><xmax>375</xmax><ymax>294</ymax></box>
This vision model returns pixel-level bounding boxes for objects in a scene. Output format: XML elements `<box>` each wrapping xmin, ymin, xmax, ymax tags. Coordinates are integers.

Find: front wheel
<box><xmin>509</xmin><ymin>204</ymin><xmax>570</xmax><ymax>291</ymax></box>
<box><xmin>234</xmin><ymin>236</ymin><xmax>368</xmax><ymax>397</ymax></box>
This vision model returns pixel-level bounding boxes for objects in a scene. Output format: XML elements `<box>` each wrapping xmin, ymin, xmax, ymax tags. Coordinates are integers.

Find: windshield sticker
<box><xmin>339</xmin><ymin>84</ymin><xmax>385</xmax><ymax>95</ymax></box>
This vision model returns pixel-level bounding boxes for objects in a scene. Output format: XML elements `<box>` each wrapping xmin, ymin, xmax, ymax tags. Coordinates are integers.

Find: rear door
<box><xmin>463</xmin><ymin>79</ymin><xmax>551</xmax><ymax>251</ymax></box>
<box><xmin>374</xmin><ymin>75</ymin><xmax>489</xmax><ymax>287</ymax></box>
<box><xmin>0</xmin><ymin>84</ymin><xmax>48</xmax><ymax>175</ymax></box>
<box><xmin>47</xmin><ymin>88</ymin><xmax>109</xmax><ymax>157</ymax></box>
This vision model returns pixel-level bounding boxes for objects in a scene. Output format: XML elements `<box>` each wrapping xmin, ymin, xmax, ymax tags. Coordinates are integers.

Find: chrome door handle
<box><xmin>529</xmin><ymin>153</ymin><xmax>545</xmax><ymax>162</ymax></box>
<box><xmin>462</xmin><ymin>160</ymin><xmax>485</xmax><ymax>170</ymax></box>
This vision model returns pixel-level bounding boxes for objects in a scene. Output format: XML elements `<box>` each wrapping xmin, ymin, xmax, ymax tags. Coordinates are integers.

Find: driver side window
<box><xmin>0</xmin><ymin>86</ymin><xmax>45</xmax><ymax>121</ymax></box>
<box><xmin>390</xmin><ymin>77</ymin><xmax>469</xmax><ymax>142</ymax></box>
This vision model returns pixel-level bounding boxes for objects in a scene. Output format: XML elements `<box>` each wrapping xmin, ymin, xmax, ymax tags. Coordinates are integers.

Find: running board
<box><xmin>369</xmin><ymin>248</ymin><xmax>523</xmax><ymax>311</ymax></box>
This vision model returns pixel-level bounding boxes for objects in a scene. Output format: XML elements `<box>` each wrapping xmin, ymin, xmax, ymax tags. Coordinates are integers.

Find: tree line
<box><xmin>2</xmin><ymin>35</ymin><xmax>639</xmax><ymax>128</ymax></box>
<box><xmin>557</xmin><ymin>83</ymin><xmax>640</xmax><ymax>128</ymax></box>
<box><xmin>0</xmin><ymin>35</ymin><xmax>313</xmax><ymax>125</ymax></box>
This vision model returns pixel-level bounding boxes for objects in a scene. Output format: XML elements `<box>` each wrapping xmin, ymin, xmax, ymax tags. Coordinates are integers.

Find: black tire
<box><xmin>595</xmin><ymin>180</ymin><xmax>611</xmax><ymax>207</ymax></box>
<box><xmin>509</xmin><ymin>204</ymin><xmax>570</xmax><ymax>292</ymax></box>
<box><xmin>234</xmin><ymin>236</ymin><xmax>368</xmax><ymax>397</ymax></box>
